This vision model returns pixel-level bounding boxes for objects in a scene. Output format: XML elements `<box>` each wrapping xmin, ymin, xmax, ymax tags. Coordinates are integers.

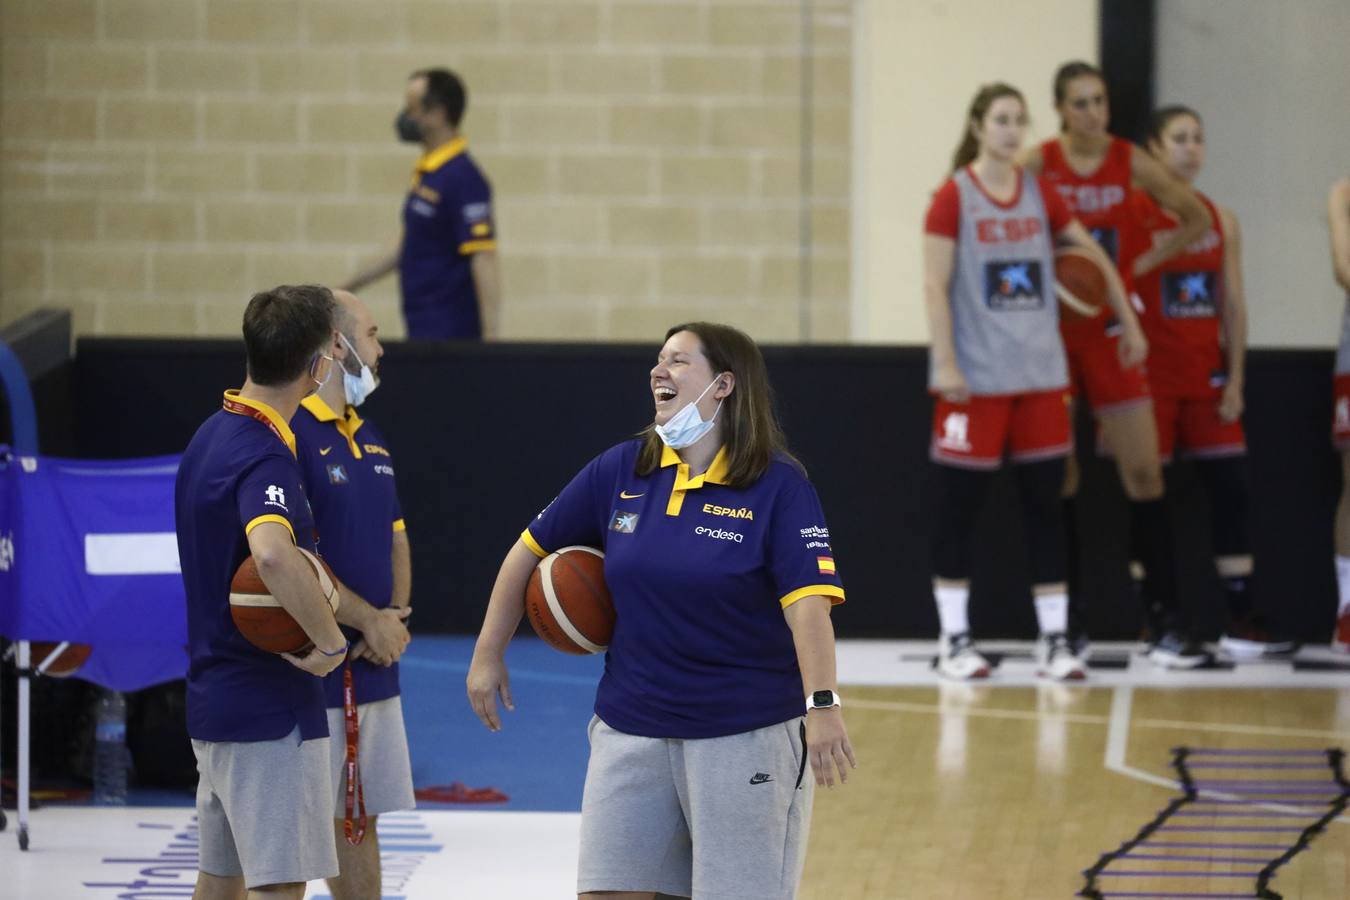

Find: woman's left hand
<box><xmin>1218</xmin><ymin>381</ymin><xmax>1244</xmax><ymax>423</ymax></box>
<box><xmin>805</xmin><ymin>709</ymin><xmax>857</xmax><ymax>788</ymax></box>
<box><xmin>1117</xmin><ymin>322</ymin><xmax>1149</xmax><ymax>370</ymax></box>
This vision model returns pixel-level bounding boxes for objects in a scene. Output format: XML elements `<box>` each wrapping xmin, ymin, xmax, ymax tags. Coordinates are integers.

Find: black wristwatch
<box><xmin>806</xmin><ymin>690</ymin><xmax>842</xmax><ymax>712</ymax></box>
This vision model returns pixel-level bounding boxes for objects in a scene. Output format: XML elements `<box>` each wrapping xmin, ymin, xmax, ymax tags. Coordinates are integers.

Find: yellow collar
<box><xmin>415</xmin><ymin>137</ymin><xmax>467</xmax><ymax>174</ymax></box>
<box><xmin>661</xmin><ymin>445</ymin><xmax>729</xmax><ymax>516</ymax></box>
<box><xmin>663</xmin><ymin>445</ymin><xmax>730</xmax><ymax>486</ymax></box>
<box><xmin>300</xmin><ymin>394</ymin><xmax>365</xmax><ymax>458</ymax></box>
<box><xmin>222</xmin><ymin>390</ymin><xmax>296</xmax><ymax>457</ymax></box>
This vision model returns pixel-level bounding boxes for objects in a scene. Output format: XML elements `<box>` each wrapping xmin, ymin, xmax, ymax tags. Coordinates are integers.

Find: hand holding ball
<box><xmin>230</xmin><ymin>547</ymin><xmax>339</xmax><ymax>653</ymax></box>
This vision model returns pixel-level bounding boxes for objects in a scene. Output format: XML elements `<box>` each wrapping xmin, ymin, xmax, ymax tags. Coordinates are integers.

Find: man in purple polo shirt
<box><xmin>341</xmin><ymin>68</ymin><xmax>500</xmax><ymax>340</ymax></box>
<box><xmin>293</xmin><ymin>290</ymin><xmax>414</xmax><ymax>899</ymax></box>
<box><xmin>176</xmin><ymin>284</ymin><xmax>348</xmax><ymax>899</ymax></box>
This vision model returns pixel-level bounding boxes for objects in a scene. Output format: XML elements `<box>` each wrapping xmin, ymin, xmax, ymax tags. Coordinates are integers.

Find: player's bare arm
<box><xmin>1218</xmin><ymin>205</ymin><xmax>1248</xmax><ymax>422</ymax></box>
<box><xmin>1130</xmin><ymin>149</ymin><xmax>1211</xmax><ymax>275</ymax></box>
<box><xmin>466</xmin><ymin>538</ymin><xmax>537</xmax><ymax>731</ymax></box>
<box><xmin>246</xmin><ymin>520</ymin><xmax>347</xmax><ymax>676</ymax></box>
<box><xmin>924</xmin><ymin>234</ymin><xmax>968</xmax><ymax>402</ymax></box>
<box><xmin>1329</xmin><ymin>177</ymin><xmax>1350</xmax><ymax>293</ymax></box>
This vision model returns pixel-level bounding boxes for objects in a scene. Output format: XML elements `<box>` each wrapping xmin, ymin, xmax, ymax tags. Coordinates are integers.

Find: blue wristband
<box><xmin>317</xmin><ymin>640</ymin><xmax>349</xmax><ymax>658</ymax></box>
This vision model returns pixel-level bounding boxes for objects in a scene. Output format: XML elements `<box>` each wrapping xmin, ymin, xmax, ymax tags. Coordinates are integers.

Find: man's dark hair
<box><xmin>241</xmin><ymin>284</ymin><xmax>335</xmax><ymax>386</ymax></box>
<box><xmin>412</xmin><ymin>68</ymin><xmax>467</xmax><ymax>127</ymax></box>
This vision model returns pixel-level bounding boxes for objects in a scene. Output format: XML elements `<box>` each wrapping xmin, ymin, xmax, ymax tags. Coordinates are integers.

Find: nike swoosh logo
<box><xmin>319</xmin><ymin>447</ymin><xmax>333</xmax><ymax>456</ymax></box>
<box><xmin>619</xmin><ymin>490</ymin><xmax>644</xmax><ymax>499</ymax></box>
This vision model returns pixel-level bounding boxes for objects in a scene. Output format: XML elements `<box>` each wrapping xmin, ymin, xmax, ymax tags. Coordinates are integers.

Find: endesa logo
<box><xmin>695</xmin><ymin>526</ymin><xmax>744</xmax><ymax>543</ymax></box>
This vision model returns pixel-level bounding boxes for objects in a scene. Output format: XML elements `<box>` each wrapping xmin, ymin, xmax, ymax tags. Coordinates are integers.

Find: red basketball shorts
<box><xmin>1063</xmin><ymin>327</ymin><xmax>1151</xmax><ymax>415</ymax></box>
<box><xmin>931</xmin><ymin>390</ymin><xmax>1073</xmax><ymax>469</ymax></box>
<box><xmin>1334</xmin><ymin>373</ymin><xmax>1350</xmax><ymax>450</ymax></box>
<box><xmin>1150</xmin><ymin>392</ymin><xmax>1246</xmax><ymax>462</ymax></box>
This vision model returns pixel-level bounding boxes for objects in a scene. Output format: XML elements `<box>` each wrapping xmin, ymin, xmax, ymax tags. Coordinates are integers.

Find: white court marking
<box><xmin>0</xmin><ymin>807</ymin><xmax>581</xmax><ymax>899</ymax></box>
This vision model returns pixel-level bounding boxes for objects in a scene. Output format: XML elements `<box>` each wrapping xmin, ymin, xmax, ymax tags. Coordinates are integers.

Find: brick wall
<box><xmin>0</xmin><ymin>0</ymin><xmax>851</xmax><ymax>342</ymax></box>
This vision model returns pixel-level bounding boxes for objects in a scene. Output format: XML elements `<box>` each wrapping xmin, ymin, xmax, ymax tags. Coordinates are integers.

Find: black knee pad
<box><xmin>1195</xmin><ymin>455</ymin><xmax>1250</xmax><ymax>557</ymax></box>
<box><xmin>932</xmin><ymin>463</ymin><xmax>995</xmax><ymax>581</ymax></box>
<box><xmin>1014</xmin><ymin>458</ymin><xmax>1068</xmax><ymax>586</ymax></box>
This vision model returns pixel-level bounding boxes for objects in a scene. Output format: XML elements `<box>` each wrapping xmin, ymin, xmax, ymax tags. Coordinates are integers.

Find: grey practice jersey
<box><xmin>932</xmin><ymin>168</ymin><xmax>1069</xmax><ymax>395</ymax></box>
<box><xmin>1337</xmin><ymin>297</ymin><xmax>1350</xmax><ymax>374</ymax></box>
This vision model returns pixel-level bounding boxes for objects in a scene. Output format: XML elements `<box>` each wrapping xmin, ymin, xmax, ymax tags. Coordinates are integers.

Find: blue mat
<box><xmin>117</xmin><ymin>635</ymin><xmax>602</xmax><ymax>812</ymax></box>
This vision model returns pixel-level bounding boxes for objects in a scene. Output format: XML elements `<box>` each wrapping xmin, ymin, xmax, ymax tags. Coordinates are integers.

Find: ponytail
<box><xmin>950</xmin><ymin>82</ymin><xmax>1026</xmax><ymax>173</ymax></box>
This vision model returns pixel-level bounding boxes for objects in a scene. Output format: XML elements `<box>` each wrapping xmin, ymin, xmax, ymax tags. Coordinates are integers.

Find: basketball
<box><xmin>31</xmin><ymin>641</ymin><xmax>92</xmax><ymax>678</ymax></box>
<box><xmin>524</xmin><ymin>546</ymin><xmax>614</xmax><ymax>655</ymax></box>
<box><xmin>1054</xmin><ymin>247</ymin><xmax>1109</xmax><ymax>319</ymax></box>
<box><xmin>229</xmin><ymin>548</ymin><xmax>339</xmax><ymax>654</ymax></box>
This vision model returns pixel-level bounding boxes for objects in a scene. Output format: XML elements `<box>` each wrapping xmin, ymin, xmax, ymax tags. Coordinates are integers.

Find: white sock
<box><xmin>934</xmin><ymin>583</ymin><xmax>970</xmax><ymax>635</ymax></box>
<box><xmin>1336</xmin><ymin>556</ymin><xmax>1350</xmax><ymax>615</ymax></box>
<box><xmin>1034</xmin><ymin>592</ymin><xmax>1069</xmax><ymax>636</ymax></box>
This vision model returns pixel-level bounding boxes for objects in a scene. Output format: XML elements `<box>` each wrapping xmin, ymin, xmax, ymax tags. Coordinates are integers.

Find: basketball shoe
<box><xmin>1220</xmin><ymin>612</ymin><xmax>1297</xmax><ymax>659</ymax></box>
<box><xmin>935</xmin><ymin>632</ymin><xmax>991</xmax><ymax>680</ymax></box>
<box><xmin>1147</xmin><ymin>629</ymin><xmax>1212</xmax><ymax>669</ymax></box>
<box><xmin>1036</xmin><ymin>632</ymin><xmax>1087</xmax><ymax>681</ymax></box>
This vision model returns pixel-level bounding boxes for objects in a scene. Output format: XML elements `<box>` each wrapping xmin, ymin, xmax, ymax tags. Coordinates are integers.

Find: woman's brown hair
<box><xmin>1053</xmin><ymin>60</ymin><xmax>1107</xmax><ymax>131</ymax></box>
<box><xmin>634</xmin><ymin>322</ymin><xmax>799</xmax><ymax>487</ymax></box>
<box><xmin>950</xmin><ymin>82</ymin><xmax>1026</xmax><ymax>172</ymax></box>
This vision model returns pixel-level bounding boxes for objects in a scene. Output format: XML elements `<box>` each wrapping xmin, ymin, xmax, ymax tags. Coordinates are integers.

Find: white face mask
<box><xmin>340</xmin><ymin>334</ymin><xmax>379</xmax><ymax>407</ymax></box>
<box><xmin>654</xmin><ymin>375</ymin><xmax>725</xmax><ymax>450</ymax></box>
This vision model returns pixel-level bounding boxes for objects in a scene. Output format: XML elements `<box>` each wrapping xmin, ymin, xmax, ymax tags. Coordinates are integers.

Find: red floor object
<box><xmin>414</xmin><ymin>782</ymin><xmax>509</xmax><ymax>804</ymax></box>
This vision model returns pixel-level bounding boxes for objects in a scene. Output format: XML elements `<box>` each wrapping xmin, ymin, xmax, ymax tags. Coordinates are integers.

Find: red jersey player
<box><xmin>1019</xmin><ymin>61</ymin><xmax>1211</xmax><ymax>658</ymax></box>
<box><xmin>1135</xmin><ymin>104</ymin><xmax>1294</xmax><ymax>659</ymax></box>
<box><xmin>1328</xmin><ymin>176</ymin><xmax>1350</xmax><ymax>652</ymax></box>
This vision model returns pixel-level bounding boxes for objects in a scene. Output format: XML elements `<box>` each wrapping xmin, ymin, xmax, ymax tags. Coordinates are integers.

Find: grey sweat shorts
<box><xmin>192</xmin><ymin>726</ymin><xmax>337</xmax><ymax>889</ymax></box>
<box><xmin>327</xmin><ymin>695</ymin><xmax>416</xmax><ymax>818</ymax></box>
<box><xmin>577</xmin><ymin>715</ymin><xmax>814</xmax><ymax>900</ymax></box>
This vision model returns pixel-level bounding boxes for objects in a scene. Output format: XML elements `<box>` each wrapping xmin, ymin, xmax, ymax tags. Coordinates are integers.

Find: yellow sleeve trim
<box><xmin>521</xmin><ymin>529</ymin><xmax>548</xmax><ymax>559</ymax></box>
<box><xmin>779</xmin><ymin>584</ymin><xmax>846</xmax><ymax>610</ymax></box>
<box><xmin>459</xmin><ymin>239</ymin><xmax>497</xmax><ymax>255</ymax></box>
<box><xmin>245</xmin><ymin>514</ymin><xmax>295</xmax><ymax>544</ymax></box>
<box><xmin>392</xmin><ymin>518</ymin><xmax>406</xmax><ymax>533</ymax></box>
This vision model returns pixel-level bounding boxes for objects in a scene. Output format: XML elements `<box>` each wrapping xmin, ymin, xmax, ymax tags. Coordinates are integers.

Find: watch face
<box><xmin>812</xmin><ymin>690</ymin><xmax>834</xmax><ymax>708</ymax></box>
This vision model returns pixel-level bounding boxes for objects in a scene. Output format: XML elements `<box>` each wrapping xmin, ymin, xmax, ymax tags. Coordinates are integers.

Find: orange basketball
<box><xmin>525</xmin><ymin>546</ymin><xmax>614</xmax><ymax>656</ymax></box>
<box><xmin>1055</xmin><ymin>247</ymin><xmax>1109</xmax><ymax>319</ymax></box>
<box><xmin>230</xmin><ymin>548</ymin><xmax>339</xmax><ymax>654</ymax></box>
<box><xmin>31</xmin><ymin>641</ymin><xmax>92</xmax><ymax>677</ymax></box>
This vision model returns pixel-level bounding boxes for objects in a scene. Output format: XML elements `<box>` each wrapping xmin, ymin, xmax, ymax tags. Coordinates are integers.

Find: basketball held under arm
<box><xmin>466</xmin><ymin>538</ymin><xmax>538</xmax><ymax>731</ymax></box>
<box><xmin>1131</xmin><ymin>150</ymin><xmax>1212</xmax><ymax>275</ymax></box>
<box><xmin>246</xmin><ymin>521</ymin><xmax>347</xmax><ymax>672</ymax></box>
<box><xmin>1058</xmin><ymin>220</ymin><xmax>1147</xmax><ymax>367</ymax></box>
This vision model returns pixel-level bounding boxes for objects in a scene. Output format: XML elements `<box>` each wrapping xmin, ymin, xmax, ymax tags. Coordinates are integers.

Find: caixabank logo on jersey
<box><xmin>1163</xmin><ymin>271</ymin><xmax>1218</xmax><ymax>318</ymax></box>
<box><xmin>983</xmin><ymin>260</ymin><xmax>1044</xmax><ymax>311</ymax></box>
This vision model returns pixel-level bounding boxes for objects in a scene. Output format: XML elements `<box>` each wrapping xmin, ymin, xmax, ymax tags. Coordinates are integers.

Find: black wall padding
<box><xmin>71</xmin><ymin>339</ymin><xmax>1340</xmax><ymax>642</ymax></box>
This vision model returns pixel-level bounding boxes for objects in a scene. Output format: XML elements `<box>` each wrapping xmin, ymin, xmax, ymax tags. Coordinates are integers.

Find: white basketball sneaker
<box><xmin>936</xmin><ymin>632</ymin><xmax>992</xmax><ymax>680</ymax></box>
<box><xmin>1037</xmin><ymin>632</ymin><xmax>1088</xmax><ymax>681</ymax></box>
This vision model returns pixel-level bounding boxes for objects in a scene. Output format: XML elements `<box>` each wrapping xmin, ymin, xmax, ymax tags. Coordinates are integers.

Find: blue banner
<box><xmin>0</xmin><ymin>449</ymin><xmax>187</xmax><ymax>691</ymax></box>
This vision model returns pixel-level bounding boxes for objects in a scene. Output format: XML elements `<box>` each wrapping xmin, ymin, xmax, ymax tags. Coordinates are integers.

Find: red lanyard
<box><xmin>342</xmin><ymin>660</ymin><xmax>367</xmax><ymax>845</ymax></box>
<box><xmin>222</xmin><ymin>395</ymin><xmax>290</xmax><ymax>450</ymax></box>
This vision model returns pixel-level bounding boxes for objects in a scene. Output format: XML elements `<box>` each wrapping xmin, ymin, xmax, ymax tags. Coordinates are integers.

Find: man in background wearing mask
<box><xmin>341</xmin><ymin>67</ymin><xmax>501</xmax><ymax>340</ymax></box>
<box><xmin>293</xmin><ymin>289</ymin><xmax>416</xmax><ymax>899</ymax></box>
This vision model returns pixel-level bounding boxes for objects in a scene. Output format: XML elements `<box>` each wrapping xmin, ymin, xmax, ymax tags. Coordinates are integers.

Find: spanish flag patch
<box><xmin>817</xmin><ymin>556</ymin><xmax>836</xmax><ymax>575</ymax></box>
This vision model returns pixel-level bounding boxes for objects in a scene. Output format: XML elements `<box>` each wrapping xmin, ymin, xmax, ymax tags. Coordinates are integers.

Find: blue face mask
<box><xmin>340</xmin><ymin>334</ymin><xmax>378</xmax><ymax>407</ymax></box>
<box><xmin>654</xmin><ymin>375</ymin><xmax>725</xmax><ymax>450</ymax></box>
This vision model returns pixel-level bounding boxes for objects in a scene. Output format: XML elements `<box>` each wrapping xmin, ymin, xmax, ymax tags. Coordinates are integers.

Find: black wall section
<box><xmin>1099</xmin><ymin>0</ymin><xmax>1156</xmax><ymax>143</ymax></box>
<box><xmin>72</xmin><ymin>340</ymin><xmax>1340</xmax><ymax>642</ymax></box>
